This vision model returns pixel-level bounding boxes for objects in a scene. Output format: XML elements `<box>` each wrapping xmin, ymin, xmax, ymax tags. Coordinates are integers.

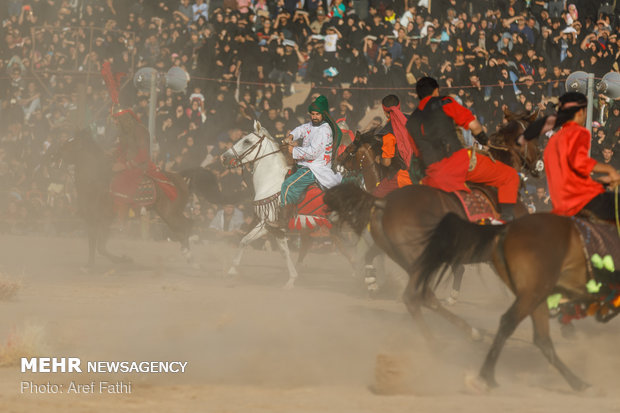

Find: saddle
<box><xmin>133</xmin><ymin>176</ymin><xmax>157</xmax><ymax>207</ymax></box>
<box><xmin>570</xmin><ymin>216</ymin><xmax>620</xmax><ymax>281</ymax></box>
<box><xmin>290</xmin><ymin>183</ymin><xmax>331</xmax><ymax>231</ymax></box>
<box><xmin>453</xmin><ymin>183</ymin><xmax>500</xmax><ymax>223</ymax></box>
<box><xmin>551</xmin><ymin>217</ymin><xmax>620</xmax><ymax>325</ymax></box>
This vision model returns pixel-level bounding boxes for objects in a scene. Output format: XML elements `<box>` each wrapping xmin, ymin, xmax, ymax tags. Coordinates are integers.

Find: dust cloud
<box><xmin>0</xmin><ymin>234</ymin><xmax>618</xmax><ymax>412</ymax></box>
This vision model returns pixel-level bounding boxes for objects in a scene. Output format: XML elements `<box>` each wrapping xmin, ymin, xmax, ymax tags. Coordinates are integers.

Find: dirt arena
<box><xmin>0</xmin><ymin>232</ymin><xmax>618</xmax><ymax>413</ymax></box>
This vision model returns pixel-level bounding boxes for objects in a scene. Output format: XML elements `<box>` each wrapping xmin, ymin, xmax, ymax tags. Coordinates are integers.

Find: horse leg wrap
<box><xmin>364</xmin><ymin>264</ymin><xmax>377</xmax><ymax>289</ymax></box>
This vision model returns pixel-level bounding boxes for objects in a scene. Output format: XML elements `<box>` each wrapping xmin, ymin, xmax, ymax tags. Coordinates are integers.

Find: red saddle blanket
<box><xmin>110</xmin><ymin>167</ymin><xmax>177</xmax><ymax>208</ymax></box>
<box><xmin>570</xmin><ymin>216</ymin><xmax>620</xmax><ymax>279</ymax></box>
<box><xmin>289</xmin><ymin>184</ymin><xmax>331</xmax><ymax>230</ymax></box>
<box><xmin>133</xmin><ymin>176</ymin><xmax>157</xmax><ymax>207</ymax></box>
<box><xmin>453</xmin><ymin>185</ymin><xmax>499</xmax><ymax>223</ymax></box>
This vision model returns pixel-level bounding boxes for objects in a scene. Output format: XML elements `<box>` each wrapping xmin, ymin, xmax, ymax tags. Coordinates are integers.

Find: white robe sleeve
<box><xmin>292</xmin><ymin>135</ymin><xmax>326</xmax><ymax>161</ymax></box>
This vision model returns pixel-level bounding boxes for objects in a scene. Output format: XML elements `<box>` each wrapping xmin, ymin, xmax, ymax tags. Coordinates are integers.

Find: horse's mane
<box><xmin>488</xmin><ymin>111</ymin><xmax>538</xmax><ymax>167</ymax></box>
<box><xmin>357</xmin><ymin>126</ymin><xmax>383</xmax><ymax>146</ymax></box>
<box><xmin>493</xmin><ymin>111</ymin><xmax>527</xmax><ymax>143</ymax></box>
<box><xmin>324</xmin><ymin>183</ymin><xmax>377</xmax><ymax>234</ymax></box>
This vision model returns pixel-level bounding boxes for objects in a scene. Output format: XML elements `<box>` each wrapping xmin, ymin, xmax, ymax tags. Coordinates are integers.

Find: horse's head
<box><xmin>48</xmin><ymin>129</ymin><xmax>92</xmax><ymax>168</ymax></box>
<box><xmin>335</xmin><ymin>131</ymin><xmax>364</xmax><ymax>173</ymax></box>
<box><xmin>490</xmin><ymin>109</ymin><xmax>544</xmax><ymax>178</ymax></box>
<box><xmin>335</xmin><ymin>127</ymin><xmax>382</xmax><ymax>173</ymax></box>
<box><xmin>220</xmin><ymin>121</ymin><xmax>278</xmax><ymax>168</ymax></box>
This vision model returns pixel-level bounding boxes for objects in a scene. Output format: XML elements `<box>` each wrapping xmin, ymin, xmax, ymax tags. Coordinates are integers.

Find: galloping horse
<box><xmin>415</xmin><ymin>209</ymin><xmax>620</xmax><ymax>392</ymax></box>
<box><xmin>333</xmin><ymin>109</ymin><xmax>542</xmax><ymax>300</ymax></box>
<box><xmin>220</xmin><ymin>121</ymin><xmax>352</xmax><ymax>289</ymax></box>
<box><xmin>52</xmin><ymin>130</ymin><xmax>220</xmax><ymax>267</ymax></box>
<box><xmin>325</xmin><ymin>110</ymin><xmax>541</xmax><ymax>339</ymax></box>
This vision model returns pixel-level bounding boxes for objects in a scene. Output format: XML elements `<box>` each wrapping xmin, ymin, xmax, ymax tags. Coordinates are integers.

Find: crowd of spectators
<box><xmin>0</xmin><ymin>0</ymin><xmax>619</xmax><ymax>240</ymax></box>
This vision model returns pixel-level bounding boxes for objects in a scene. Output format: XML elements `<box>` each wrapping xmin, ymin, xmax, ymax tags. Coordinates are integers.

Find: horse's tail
<box><xmin>415</xmin><ymin>213</ymin><xmax>505</xmax><ymax>295</ymax></box>
<box><xmin>324</xmin><ymin>183</ymin><xmax>380</xmax><ymax>234</ymax></box>
<box><xmin>180</xmin><ymin>167</ymin><xmax>220</xmax><ymax>201</ymax></box>
<box><xmin>180</xmin><ymin>167</ymin><xmax>248</xmax><ymax>205</ymax></box>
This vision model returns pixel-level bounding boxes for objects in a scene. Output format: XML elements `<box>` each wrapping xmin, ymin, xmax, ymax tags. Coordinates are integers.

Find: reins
<box><xmin>615</xmin><ymin>185</ymin><xmax>620</xmax><ymax>238</ymax></box>
<box><xmin>227</xmin><ymin>132</ymin><xmax>283</xmax><ymax>170</ymax></box>
<box><xmin>491</xmin><ymin>118</ymin><xmax>541</xmax><ymax>176</ymax></box>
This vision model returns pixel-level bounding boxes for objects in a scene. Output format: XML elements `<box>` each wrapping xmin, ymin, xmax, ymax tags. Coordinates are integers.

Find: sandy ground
<box><xmin>0</xmin><ymin>232</ymin><xmax>618</xmax><ymax>413</ymax></box>
<box><xmin>1</xmin><ymin>85</ymin><xmax>618</xmax><ymax>411</ymax></box>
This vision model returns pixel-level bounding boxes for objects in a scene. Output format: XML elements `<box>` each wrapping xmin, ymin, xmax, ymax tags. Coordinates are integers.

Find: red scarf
<box><xmin>382</xmin><ymin>103</ymin><xmax>419</xmax><ymax>167</ymax></box>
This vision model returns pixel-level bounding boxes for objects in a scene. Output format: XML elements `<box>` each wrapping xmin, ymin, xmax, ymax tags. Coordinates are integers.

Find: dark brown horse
<box><xmin>325</xmin><ymin>110</ymin><xmax>540</xmax><ymax>339</ymax></box>
<box><xmin>415</xmin><ymin>211</ymin><xmax>619</xmax><ymax>391</ymax></box>
<box><xmin>52</xmin><ymin>130</ymin><xmax>220</xmax><ymax>268</ymax></box>
<box><xmin>333</xmin><ymin>110</ymin><xmax>541</xmax><ymax>300</ymax></box>
<box><xmin>335</xmin><ymin>129</ymin><xmax>466</xmax><ymax>299</ymax></box>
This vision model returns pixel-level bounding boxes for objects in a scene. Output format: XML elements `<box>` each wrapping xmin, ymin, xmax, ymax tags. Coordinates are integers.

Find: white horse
<box><xmin>220</xmin><ymin>121</ymin><xmax>299</xmax><ymax>288</ymax></box>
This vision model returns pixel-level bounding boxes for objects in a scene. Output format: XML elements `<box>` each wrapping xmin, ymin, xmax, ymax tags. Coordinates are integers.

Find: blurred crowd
<box><xmin>0</xmin><ymin>0</ymin><xmax>619</xmax><ymax>241</ymax></box>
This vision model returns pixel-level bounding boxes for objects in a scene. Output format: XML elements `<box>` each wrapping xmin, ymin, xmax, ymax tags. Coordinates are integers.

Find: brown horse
<box><xmin>333</xmin><ymin>110</ymin><xmax>541</xmax><ymax>300</ymax></box>
<box><xmin>52</xmin><ymin>130</ymin><xmax>220</xmax><ymax>268</ymax></box>
<box><xmin>325</xmin><ymin>110</ymin><xmax>541</xmax><ymax>339</ymax></box>
<box><xmin>335</xmin><ymin>128</ymin><xmax>465</xmax><ymax>299</ymax></box>
<box><xmin>415</xmin><ymin>211</ymin><xmax>619</xmax><ymax>392</ymax></box>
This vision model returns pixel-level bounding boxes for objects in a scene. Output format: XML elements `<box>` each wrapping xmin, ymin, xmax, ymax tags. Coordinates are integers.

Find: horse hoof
<box><xmin>574</xmin><ymin>381</ymin><xmax>592</xmax><ymax>393</ymax></box>
<box><xmin>227</xmin><ymin>267</ymin><xmax>238</xmax><ymax>277</ymax></box>
<box><xmin>464</xmin><ymin>374</ymin><xmax>490</xmax><ymax>394</ymax></box>
<box><xmin>283</xmin><ymin>280</ymin><xmax>295</xmax><ymax>290</ymax></box>
<box><xmin>444</xmin><ymin>296</ymin><xmax>457</xmax><ymax>306</ymax></box>
<box><xmin>470</xmin><ymin>328</ymin><xmax>482</xmax><ymax>341</ymax></box>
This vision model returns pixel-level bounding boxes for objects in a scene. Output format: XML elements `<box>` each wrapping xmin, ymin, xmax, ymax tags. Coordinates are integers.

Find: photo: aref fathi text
<box><xmin>20</xmin><ymin>380</ymin><xmax>132</xmax><ymax>394</ymax></box>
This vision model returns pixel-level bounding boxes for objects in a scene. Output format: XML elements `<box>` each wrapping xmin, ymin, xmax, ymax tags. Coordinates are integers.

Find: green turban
<box><xmin>308</xmin><ymin>95</ymin><xmax>342</xmax><ymax>169</ymax></box>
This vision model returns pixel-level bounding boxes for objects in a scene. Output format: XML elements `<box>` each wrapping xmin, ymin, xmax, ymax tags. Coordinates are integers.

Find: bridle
<box><xmin>226</xmin><ymin>132</ymin><xmax>283</xmax><ymax>170</ymax></box>
<box><xmin>490</xmin><ymin>119</ymin><xmax>544</xmax><ymax>177</ymax></box>
<box><xmin>338</xmin><ymin>140</ymin><xmax>381</xmax><ymax>190</ymax></box>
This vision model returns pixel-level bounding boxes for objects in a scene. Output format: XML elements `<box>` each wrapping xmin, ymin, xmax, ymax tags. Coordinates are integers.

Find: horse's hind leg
<box><xmin>156</xmin><ymin>203</ymin><xmax>193</xmax><ymax>262</ymax></box>
<box><xmin>445</xmin><ymin>264</ymin><xmax>464</xmax><ymax>305</ymax></box>
<box><xmin>296</xmin><ymin>232</ymin><xmax>312</xmax><ymax>266</ymax></box>
<box><xmin>274</xmin><ymin>234</ymin><xmax>299</xmax><ymax>289</ymax></box>
<box><xmin>531</xmin><ymin>302</ymin><xmax>589</xmax><ymax>391</ymax></box>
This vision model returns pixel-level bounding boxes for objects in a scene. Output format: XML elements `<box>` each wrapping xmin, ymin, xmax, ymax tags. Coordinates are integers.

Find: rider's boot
<box><xmin>269</xmin><ymin>203</ymin><xmax>295</xmax><ymax>233</ymax></box>
<box><xmin>491</xmin><ymin>203</ymin><xmax>515</xmax><ymax>225</ymax></box>
<box><xmin>499</xmin><ymin>203</ymin><xmax>515</xmax><ymax>222</ymax></box>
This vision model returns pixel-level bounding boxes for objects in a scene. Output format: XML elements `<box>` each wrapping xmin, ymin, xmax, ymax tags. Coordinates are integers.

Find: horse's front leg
<box><xmin>97</xmin><ymin>223</ymin><xmax>131</xmax><ymax>264</ymax></box>
<box><xmin>229</xmin><ymin>222</ymin><xmax>267</xmax><ymax>276</ymax></box>
<box><xmin>402</xmin><ymin>276</ymin><xmax>435</xmax><ymax>343</ymax></box>
<box><xmin>362</xmin><ymin>241</ymin><xmax>383</xmax><ymax>295</ymax></box>
<box><xmin>531</xmin><ymin>302</ymin><xmax>589</xmax><ymax>391</ymax></box>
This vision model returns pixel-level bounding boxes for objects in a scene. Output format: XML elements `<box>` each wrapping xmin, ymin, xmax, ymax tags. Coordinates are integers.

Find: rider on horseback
<box><xmin>544</xmin><ymin>92</ymin><xmax>620</xmax><ymax>221</ymax></box>
<box><xmin>275</xmin><ymin>95</ymin><xmax>342</xmax><ymax>229</ymax></box>
<box><xmin>109</xmin><ymin>109</ymin><xmax>177</xmax><ymax>208</ymax></box>
<box><xmin>372</xmin><ymin>94</ymin><xmax>419</xmax><ymax>197</ymax></box>
<box><xmin>406</xmin><ymin>77</ymin><xmax>520</xmax><ymax>223</ymax></box>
